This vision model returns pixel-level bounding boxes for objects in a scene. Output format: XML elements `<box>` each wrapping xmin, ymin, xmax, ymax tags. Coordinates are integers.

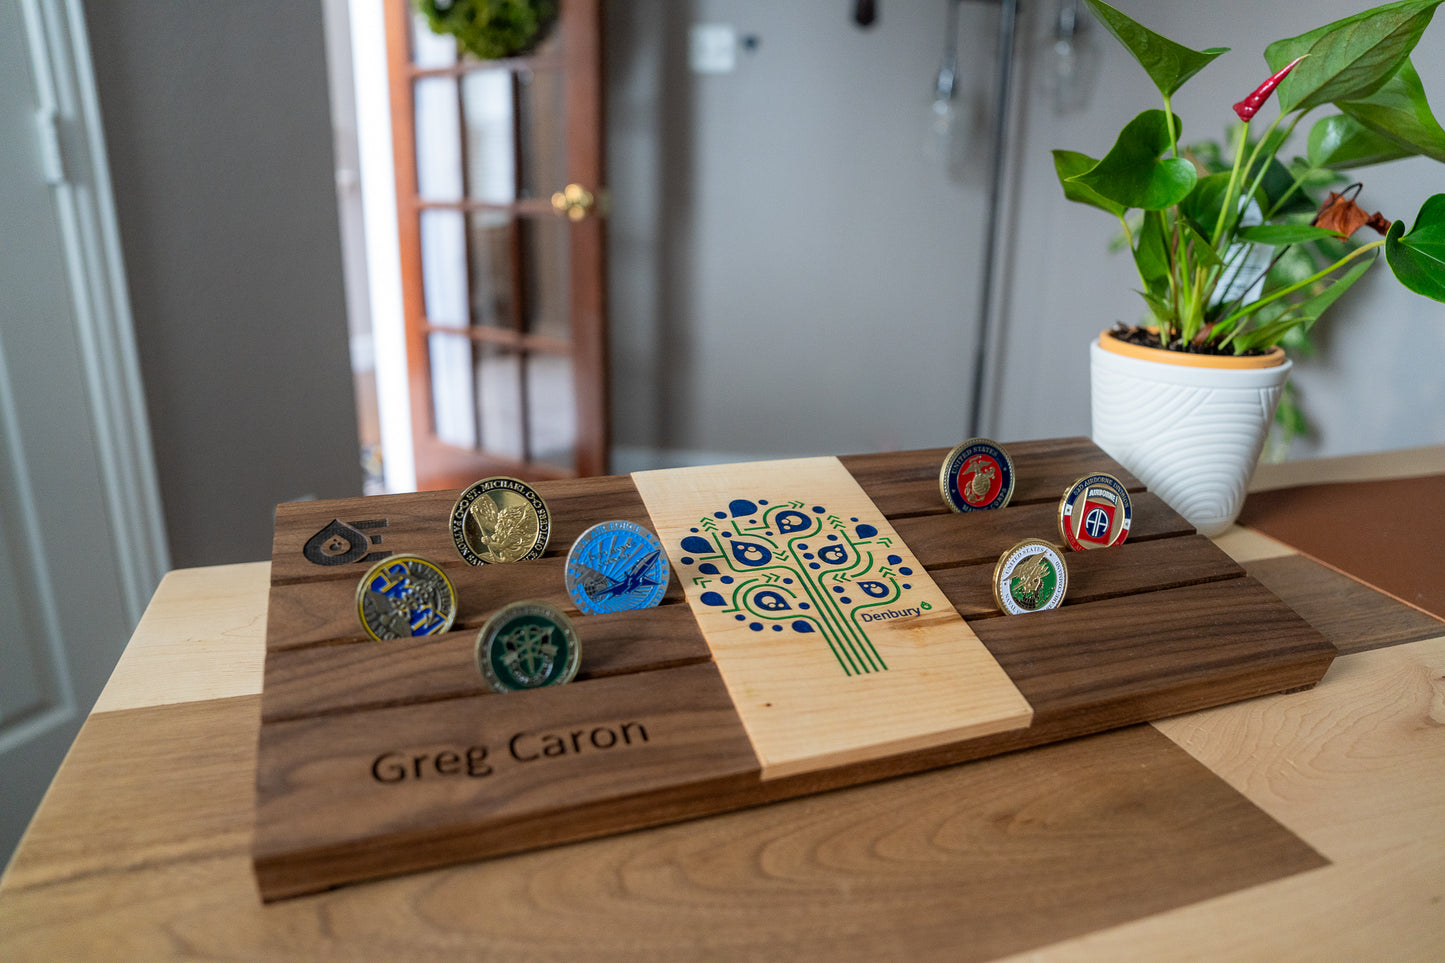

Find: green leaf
<box><xmin>1256</xmin><ymin>158</ymin><xmax>1318</xmax><ymax>217</ymax></box>
<box><xmin>1134</xmin><ymin>210</ymin><xmax>1171</xmax><ymax>293</ymax></box>
<box><xmin>1307</xmin><ymin>113</ymin><xmax>1416</xmax><ymax>168</ymax></box>
<box><xmin>1294</xmin><ymin>252</ymin><xmax>1378</xmax><ymax>317</ymax></box>
<box><xmin>1265</xmin><ymin>0</ymin><xmax>1444</xmax><ymax>113</ymax></box>
<box><xmin>1182</xmin><ymin>220</ymin><xmax>1224</xmax><ymax>269</ymax></box>
<box><xmin>1138</xmin><ymin>289</ymin><xmax>1173</xmax><ymax>324</ymax></box>
<box><xmin>1233</xmin><ymin>255</ymin><xmax>1376</xmax><ymax>352</ymax></box>
<box><xmin>1385</xmin><ymin>193</ymin><xmax>1445</xmax><ymax>301</ymax></box>
<box><xmin>1338</xmin><ymin>59</ymin><xmax>1445</xmax><ymax>162</ymax></box>
<box><xmin>1238</xmin><ymin>224</ymin><xmax>1344</xmax><ymax>245</ymax></box>
<box><xmin>1179</xmin><ymin>172</ymin><xmax>1235</xmax><ymax>238</ymax></box>
<box><xmin>1083</xmin><ymin>0</ymin><xmax>1228</xmax><ymax>98</ymax></box>
<box><xmin>1052</xmin><ymin>150</ymin><xmax>1126</xmax><ymax>217</ymax></box>
<box><xmin>1070</xmin><ymin>110</ymin><xmax>1198</xmax><ymax>211</ymax></box>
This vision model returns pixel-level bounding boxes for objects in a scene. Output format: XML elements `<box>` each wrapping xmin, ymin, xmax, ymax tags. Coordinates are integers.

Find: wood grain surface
<box><xmin>5</xmin><ymin>444</ymin><xmax>1443</xmax><ymax>958</ymax></box>
<box><xmin>254</xmin><ymin>662</ymin><xmax>761</xmax><ymax>900</ymax></box>
<box><xmin>250</xmin><ymin>439</ymin><xmax>1338</xmax><ymax>900</ymax></box>
<box><xmin>633</xmin><ymin>456</ymin><xmax>1032</xmax><ymax>779</ymax></box>
<box><xmin>1240</xmin><ymin>473</ymin><xmax>1445</xmax><ymax>619</ymax></box>
<box><xmin>7</xmin><ymin>637</ymin><xmax>1438</xmax><ymax>961</ymax></box>
<box><xmin>837</xmin><ymin>437</ymin><xmax>1143</xmax><ymax>517</ymax></box>
<box><xmin>1245</xmin><ymin>554</ymin><xmax>1445</xmax><ymax>656</ymax></box>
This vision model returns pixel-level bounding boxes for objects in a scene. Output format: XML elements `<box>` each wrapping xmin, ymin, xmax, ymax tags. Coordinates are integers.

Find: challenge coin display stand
<box><xmin>253</xmin><ymin>438</ymin><xmax>1336</xmax><ymax>901</ymax></box>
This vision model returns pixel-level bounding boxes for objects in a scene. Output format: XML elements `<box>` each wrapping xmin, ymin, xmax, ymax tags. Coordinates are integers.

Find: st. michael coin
<box><xmin>450</xmin><ymin>476</ymin><xmax>551</xmax><ymax>565</ymax></box>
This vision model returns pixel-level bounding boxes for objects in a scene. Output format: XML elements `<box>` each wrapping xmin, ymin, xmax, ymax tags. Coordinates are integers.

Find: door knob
<box><xmin>550</xmin><ymin>183</ymin><xmax>604</xmax><ymax>221</ymax></box>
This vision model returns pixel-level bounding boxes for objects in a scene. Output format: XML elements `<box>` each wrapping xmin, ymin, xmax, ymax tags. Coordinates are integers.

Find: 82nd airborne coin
<box><xmin>355</xmin><ymin>554</ymin><xmax>458</xmax><ymax>640</ymax></box>
<box><xmin>475</xmin><ymin>600</ymin><xmax>581</xmax><ymax>692</ymax></box>
<box><xmin>992</xmin><ymin>539</ymin><xmax>1068</xmax><ymax>615</ymax></box>
<box><xmin>565</xmin><ymin>520</ymin><xmax>670</xmax><ymax>615</ymax></box>
<box><xmin>1058</xmin><ymin>472</ymin><xmax>1133</xmax><ymax>550</ymax></box>
<box><xmin>450</xmin><ymin>476</ymin><xmax>551</xmax><ymax>565</ymax></box>
<box><xmin>939</xmin><ymin>438</ymin><xmax>1015</xmax><ymax>512</ymax></box>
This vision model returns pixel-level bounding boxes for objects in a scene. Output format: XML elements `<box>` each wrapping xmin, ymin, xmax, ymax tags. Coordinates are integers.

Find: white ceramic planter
<box><xmin>1090</xmin><ymin>337</ymin><xmax>1291</xmax><ymax>537</ymax></box>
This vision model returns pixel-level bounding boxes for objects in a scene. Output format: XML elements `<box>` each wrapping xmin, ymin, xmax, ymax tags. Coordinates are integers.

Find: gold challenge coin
<box><xmin>450</xmin><ymin>476</ymin><xmax>551</xmax><ymax>565</ymax></box>
<box><xmin>991</xmin><ymin>538</ymin><xmax>1068</xmax><ymax>615</ymax></box>
<box><xmin>939</xmin><ymin>438</ymin><xmax>1016</xmax><ymax>512</ymax></box>
<box><xmin>1057</xmin><ymin>472</ymin><xmax>1133</xmax><ymax>550</ymax></box>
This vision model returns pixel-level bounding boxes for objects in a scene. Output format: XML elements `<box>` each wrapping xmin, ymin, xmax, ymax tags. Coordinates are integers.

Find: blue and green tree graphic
<box><xmin>674</xmin><ymin>498</ymin><xmax>928</xmax><ymax>676</ymax></box>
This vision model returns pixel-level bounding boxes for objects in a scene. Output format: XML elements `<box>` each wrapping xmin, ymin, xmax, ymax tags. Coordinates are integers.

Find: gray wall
<box><xmin>84</xmin><ymin>0</ymin><xmax>362</xmax><ymax>567</ymax></box>
<box><xmin>606</xmin><ymin>0</ymin><xmax>1004</xmax><ymax>466</ymax></box>
<box><xmin>606</xmin><ymin>0</ymin><xmax>1445</xmax><ymax>466</ymax></box>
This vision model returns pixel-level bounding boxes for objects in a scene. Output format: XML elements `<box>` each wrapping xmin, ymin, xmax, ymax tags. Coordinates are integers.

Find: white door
<box><xmin>0</xmin><ymin>0</ymin><xmax>168</xmax><ymax>866</ymax></box>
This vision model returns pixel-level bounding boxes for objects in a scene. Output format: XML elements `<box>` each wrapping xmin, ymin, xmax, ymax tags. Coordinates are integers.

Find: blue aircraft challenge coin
<box><xmin>564</xmin><ymin>520</ymin><xmax>671</xmax><ymax>615</ymax></box>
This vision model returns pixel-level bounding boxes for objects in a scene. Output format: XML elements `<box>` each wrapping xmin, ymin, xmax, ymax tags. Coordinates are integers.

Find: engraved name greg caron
<box><xmin>370</xmin><ymin>719</ymin><xmax>651</xmax><ymax>784</ymax></box>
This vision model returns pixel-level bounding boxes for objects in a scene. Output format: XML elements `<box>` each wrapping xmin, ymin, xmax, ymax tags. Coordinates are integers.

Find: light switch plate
<box><xmin>689</xmin><ymin>23</ymin><xmax>737</xmax><ymax>74</ymax></box>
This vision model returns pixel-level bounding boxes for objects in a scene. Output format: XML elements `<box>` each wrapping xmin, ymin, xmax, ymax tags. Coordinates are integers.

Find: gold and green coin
<box><xmin>475</xmin><ymin>600</ymin><xmax>581</xmax><ymax>693</ymax></box>
<box><xmin>991</xmin><ymin>538</ymin><xmax>1068</xmax><ymax>615</ymax></box>
<box><xmin>450</xmin><ymin>476</ymin><xmax>551</xmax><ymax>565</ymax></box>
<box><xmin>355</xmin><ymin>554</ymin><xmax>458</xmax><ymax>640</ymax></box>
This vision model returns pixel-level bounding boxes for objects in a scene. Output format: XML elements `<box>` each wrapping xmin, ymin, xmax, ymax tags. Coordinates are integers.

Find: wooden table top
<box><xmin>3</xmin><ymin>446</ymin><xmax>1443</xmax><ymax>961</ymax></box>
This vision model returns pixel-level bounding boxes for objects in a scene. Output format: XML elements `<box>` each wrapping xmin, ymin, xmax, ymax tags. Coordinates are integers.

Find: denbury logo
<box><xmin>859</xmin><ymin>605</ymin><xmax>930</xmax><ymax>622</ymax></box>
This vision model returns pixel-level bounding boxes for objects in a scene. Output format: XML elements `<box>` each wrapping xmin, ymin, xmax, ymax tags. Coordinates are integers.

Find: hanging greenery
<box><xmin>414</xmin><ymin>0</ymin><xmax>558</xmax><ymax>61</ymax></box>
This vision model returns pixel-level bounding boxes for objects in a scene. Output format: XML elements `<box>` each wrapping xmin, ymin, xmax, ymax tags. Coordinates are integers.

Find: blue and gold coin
<box><xmin>355</xmin><ymin>554</ymin><xmax>458</xmax><ymax>640</ymax></box>
<box><xmin>1058</xmin><ymin>472</ymin><xmax>1132</xmax><ymax>551</ymax></box>
<box><xmin>991</xmin><ymin>539</ymin><xmax>1068</xmax><ymax>615</ymax></box>
<box><xmin>450</xmin><ymin>476</ymin><xmax>551</xmax><ymax>565</ymax></box>
<box><xmin>565</xmin><ymin>520</ymin><xmax>670</xmax><ymax>615</ymax></box>
<box><xmin>939</xmin><ymin>438</ymin><xmax>1015</xmax><ymax>512</ymax></box>
<box><xmin>475</xmin><ymin>600</ymin><xmax>581</xmax><ymax>692</ymax></box>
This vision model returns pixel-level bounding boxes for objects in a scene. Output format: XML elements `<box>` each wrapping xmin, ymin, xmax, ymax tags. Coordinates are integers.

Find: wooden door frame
<box><xmin>384</xmin><ymin>0</ymin><xmax>608</xmax><ymax>491</ymax></box>
<box><xmin>561</xmin><ymin>0</ymin><xmax>608</xmax><ymax>479</ymax></box>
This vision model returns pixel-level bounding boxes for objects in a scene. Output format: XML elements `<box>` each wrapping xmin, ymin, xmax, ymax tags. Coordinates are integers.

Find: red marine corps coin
<box><xmin>939</xmin><ymin>438</ymin><xmax>1015</xmax><ymax>513</ymax></box>
<box><xmin>1057</xmin><ymin>473</ymin><xmax>1132</xmax><ymax>550</ymax></box>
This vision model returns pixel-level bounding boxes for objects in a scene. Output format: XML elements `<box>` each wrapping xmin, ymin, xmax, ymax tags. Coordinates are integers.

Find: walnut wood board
<box><xmin>252</xmin><ymin>438</ymin><xmax>1337</xmax><ymax>901</ymax></box>
<box><xmin>632</xmin><ymin>456</ymin><xmax>1033</xmax><ymax>779</ymax></box>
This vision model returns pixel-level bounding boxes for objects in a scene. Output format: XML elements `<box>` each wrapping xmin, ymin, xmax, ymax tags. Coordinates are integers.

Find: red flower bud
<box><xmin>1233</xmin><ymin>55</ymin><xmax>1305</xmax><ymax>122</ymax></box>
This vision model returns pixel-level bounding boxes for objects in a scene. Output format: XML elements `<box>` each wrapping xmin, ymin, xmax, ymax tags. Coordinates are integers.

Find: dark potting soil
<box><xmin>1107</xmin><ymin>324</ymin><xmax>1273</xmax><ymax>357</ymax></box>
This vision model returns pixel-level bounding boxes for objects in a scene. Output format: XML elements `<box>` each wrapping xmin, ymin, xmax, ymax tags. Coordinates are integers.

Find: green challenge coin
<box><xmin>475</xmin><ymin>600</ymin><xmax>581</xmax><ymax>692</ymax></box>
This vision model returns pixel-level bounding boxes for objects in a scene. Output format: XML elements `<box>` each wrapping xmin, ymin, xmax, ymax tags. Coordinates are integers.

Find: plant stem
<box><xmin>1265</xmin><ymin>159</ymin><xmax>1315</xmax><ymax>220</ymax></box>
<box><xmin>1163</xmin><ymin>94</ymin><xmax>1179</xmax><ymax>159</ymax></box>
<box><xmin>1216</xmin><ymin>237</ymin><xmax>1383</xmax><ymax>343</ymax></box>
<box><xmin>1238</xmin><ymin>112</ymin><xmax>1304</xmax><ymax>224</ymax></box>
<box><xmin>1210</xmin><ymin>122</ymin><xmax>1250</xmax><ymax>248</ymax></box>
<box><xmin>1117</xmin><ymin>212</ymin><xmax>1152</xmax><ymax>292</ymax></box>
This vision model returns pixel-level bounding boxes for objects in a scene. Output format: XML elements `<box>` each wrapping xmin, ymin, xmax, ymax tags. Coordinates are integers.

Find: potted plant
<box><xmin>1057</xmin><ymin>0</ymin><xmax>1445</xmax><ymax>535</ymax></box>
